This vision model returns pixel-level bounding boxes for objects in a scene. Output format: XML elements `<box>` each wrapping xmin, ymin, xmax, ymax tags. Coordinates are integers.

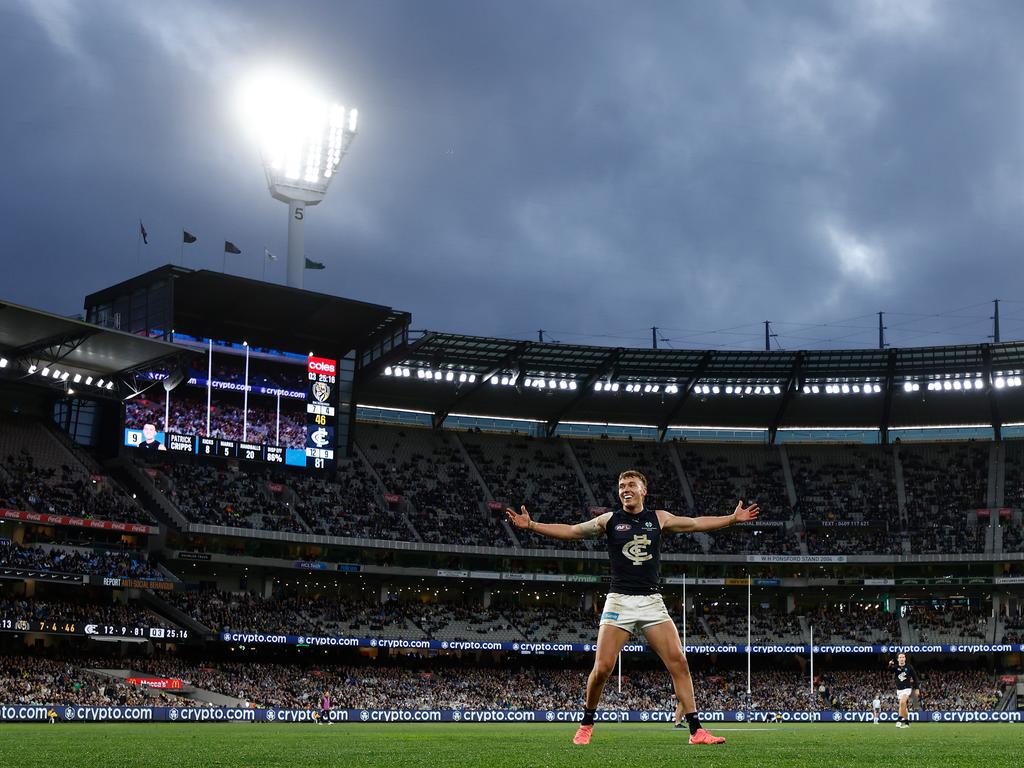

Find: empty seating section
<box><xmin>899</xmin><ymin>444</ymin><xmax>988</xmax><ymax>553</ymax></box>
<box><xmin>789</xmin><ymin>445</ymin><xmax>902</xmax><ymax>555</ymax></box>
<box><xmin>907</xmin><ymin>605</ymin><xmax>990</xmax><ymax>644</ymax></box>
<box><xmin>680</xmin><ymin>445</ymin><xmax>798</xmax><ymax>555</ymax></box>
<box><xmin>461</xmin><ymin>432</ymin><xmax>592</xmax><ymax>550</ymax></box>
<box><xmin>358</xmin><ymin>425</ymin><xmax>502</xmax><ymax>547</ymax></box>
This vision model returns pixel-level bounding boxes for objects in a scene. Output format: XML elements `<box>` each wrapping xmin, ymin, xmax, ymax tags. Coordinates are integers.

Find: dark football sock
<box><xmin>581</xmin><ymin>708</ymin><xmax>596</xmax><ymax>726</ymax></box>
<box><xmin>685</xmin><ymin>712</ymin><xmax>702</xmax><ymax>735</ymax></box>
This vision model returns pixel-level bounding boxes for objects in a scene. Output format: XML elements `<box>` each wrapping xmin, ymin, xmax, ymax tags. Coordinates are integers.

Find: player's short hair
<box><xmin>618</xmin><ymin>470</ymin><xmax>647</xmax><ymax>488</ymax></box>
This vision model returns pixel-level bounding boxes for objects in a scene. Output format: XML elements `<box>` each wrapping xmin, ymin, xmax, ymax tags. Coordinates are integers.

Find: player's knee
<box><xmin>592</xmin><ymin>658</ymin><xmax>615</xmax><ymax>679</ymax></box>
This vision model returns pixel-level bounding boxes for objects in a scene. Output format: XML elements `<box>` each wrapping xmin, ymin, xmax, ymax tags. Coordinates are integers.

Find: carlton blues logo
<box><xmin>622</xmin><ymin>535</ymin><xmax>652</xmax><ymax>565</ymax></box>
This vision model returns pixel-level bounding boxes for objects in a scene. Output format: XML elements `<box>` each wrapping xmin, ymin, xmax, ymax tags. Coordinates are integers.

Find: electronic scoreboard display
<box><xmin>305</xmin><ymin>356</ymin><xmax>337</xmax><ymax>469</ymax></box>
<box><xmin>123</xmin><ymin>344</ymin><xmax>338</xmax><ymax>471</ymax></box>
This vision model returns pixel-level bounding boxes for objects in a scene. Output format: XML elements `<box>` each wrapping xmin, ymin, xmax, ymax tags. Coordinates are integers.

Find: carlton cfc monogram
<box><xmin>622</xmin><ymin>535</ymin><xmax>652</xmax><ymax>565</ymax></box>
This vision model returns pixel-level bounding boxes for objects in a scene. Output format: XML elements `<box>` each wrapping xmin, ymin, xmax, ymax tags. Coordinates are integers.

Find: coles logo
<box><xmin>308</xmin><ymin>357</ymin><xmax>336</xmax><ymax>375</ymax></box>
<box><xmin>614</xmin><ymin>524</ymin><xmax>631</xmax><ymax>532</ymax></box>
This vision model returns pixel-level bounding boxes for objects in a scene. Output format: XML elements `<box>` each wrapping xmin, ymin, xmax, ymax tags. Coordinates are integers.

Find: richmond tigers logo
<box><xmin>622</xmin><ymin>534</ymin><xmax>653</xmax><ymax>565</ymax></box>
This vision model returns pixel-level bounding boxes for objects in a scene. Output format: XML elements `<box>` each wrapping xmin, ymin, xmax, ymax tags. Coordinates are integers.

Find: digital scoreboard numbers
<box><xmin>306</xmin><ymin>356</ymin><xmax>337</xmax><ymax>469</ymax></box>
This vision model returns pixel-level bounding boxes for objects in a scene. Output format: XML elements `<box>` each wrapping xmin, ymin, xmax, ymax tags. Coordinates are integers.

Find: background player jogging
<box><xmin>507</xmin><ymin>469</ymin><xmax>759</xmax><ymax>746</ymax></box>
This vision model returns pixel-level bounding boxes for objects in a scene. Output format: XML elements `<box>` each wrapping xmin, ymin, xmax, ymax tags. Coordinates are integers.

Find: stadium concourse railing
<box><xmin>177</xmin><ymin>521</ymin><xmax>1024</xmax><ymax>563</ymax></box>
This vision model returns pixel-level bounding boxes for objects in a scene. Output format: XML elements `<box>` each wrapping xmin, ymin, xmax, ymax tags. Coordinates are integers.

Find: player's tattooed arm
<box><xmin>505</xmin><ymin>507</ymin><xmax>610</xmax><ymax>540</ymax></box>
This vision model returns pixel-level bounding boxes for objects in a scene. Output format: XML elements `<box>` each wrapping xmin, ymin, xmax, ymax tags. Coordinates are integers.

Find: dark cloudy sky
<box><xmin>3</xmin><ymin>0</ymin><xmax>1024</xmax><ymax>350</ymax></box>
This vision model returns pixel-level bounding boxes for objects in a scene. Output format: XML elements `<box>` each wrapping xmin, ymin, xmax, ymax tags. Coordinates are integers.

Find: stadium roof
<box><xmin>356</xmin><ymin>332</ymin><xmax>1024</xmax><ymax>441</ymax></box>
<box><xmin>0</xmin><ymin>299</ymin><xmax>197</xmax><ymax>399</ymax></box>
<box><xmin>84</xmin><ymin>266</ymin><xmax>411</xmax><ymax>362</ymax></box>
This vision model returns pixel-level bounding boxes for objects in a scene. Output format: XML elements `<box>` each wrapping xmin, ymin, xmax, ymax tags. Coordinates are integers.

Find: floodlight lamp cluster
<box><xmin>18</xmin><ymin>363</ymin><xmax>114</xmax><ymax>391</ymax></box>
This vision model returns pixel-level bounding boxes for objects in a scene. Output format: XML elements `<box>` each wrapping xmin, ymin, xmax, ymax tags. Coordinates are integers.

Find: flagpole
<box><xmin>136</xmin><ymin>218</ymin><xmax>142</xmax><ymax>267</ymax></box>
<box><xmin>276</xmin><ymin>391</ymin><xmax>281</xmax><ymax>445</ymax></box>
<box><xmin>262</xmin><ymin>247</ymin><xmax>267</xmax><ymax>281</ymax></box>
<box><xmin>180</xmin><ymin>226</ymin><xmax>184</xmax><ymax>267</ymax></box>
<box><xmin>165</xmin><ymin>386</ymin><xmax>170</xmax><ymax>435</ymax></box>
<box><xmin>682</xmin><ymin>572</ymin><xmax>687</xmax><ymax>654</ymax></box>
<box><xmin>746</xmin><ymin>576</ymin><xmax>752</xmax><ymax>699</ymax></box>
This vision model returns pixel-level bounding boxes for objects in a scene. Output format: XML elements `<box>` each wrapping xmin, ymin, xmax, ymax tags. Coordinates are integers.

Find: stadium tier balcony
<box><xmin>0</xmin><ymin>417</ymin><xmax>155</xmax><ymax>526</ymax></box>
<box><xmin>460</xmin><ymin>432</ymin><xmax>595</xmax><ymax>551</ymax></box>
<box><xmin>899</xmin><ymin>443</ymin><xmax>988</xmax><ymax>554</ymax></box>
<box><xmin>1001</xmin><ymin>614</ymin><xmax>1024</xmax><ymax>643</ymax></box>
<box><xmin>0</xmin><ymin>541</ymin><xmax>164</xmax><ymax>580</ymax></box>
<box><xmin>504</xmin><ymin>605</ymin><xmax>596</xmax><ymax>644</ymax></box>
<box><xmin>699</xmin><ymin>603</ymin><xmax>806</xmax><ymax>645</ymax></box>
<box><xmin>358</xmin><ymin>425</ymin><xmax>505</xmax><ymax>547</ymax></box>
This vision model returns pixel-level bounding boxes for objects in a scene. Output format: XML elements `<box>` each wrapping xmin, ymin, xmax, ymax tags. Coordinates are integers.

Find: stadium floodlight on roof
<box><xmin>240</xmin><ymin>70</ymin><xmax>358</xmax><ymax>290</ymax></box>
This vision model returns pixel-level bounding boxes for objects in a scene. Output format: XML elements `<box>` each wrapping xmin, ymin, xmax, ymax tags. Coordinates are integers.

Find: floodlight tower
<box><xmin>246</xmin><ymin>74</ymin><xmax>358</xmax><ymax>289</ymax></box>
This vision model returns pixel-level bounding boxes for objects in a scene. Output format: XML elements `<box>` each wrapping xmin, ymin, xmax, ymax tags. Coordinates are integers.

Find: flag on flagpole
<box><xmin>304</xmin><ymin>257</ymin><xmax>325</xmax><ymax>270</ymax></box>
<box><xmin>183</xmin><ymin>230</ymin><xmax>197</xmax><ymax>244</ymax></box>
<box><xmin>265</xmin><ymin>248</ymin><xmax>277</xmax><ymax>262</ymax></box>
<box><xmin>139</xmin><ymin>220</ymin><xmax>149</xmax><ymax>245</ymax></box>
<box><xmin>224</xmin><ymin>241</ymin><xmax>241</xmax><ymax>254</ymax></box>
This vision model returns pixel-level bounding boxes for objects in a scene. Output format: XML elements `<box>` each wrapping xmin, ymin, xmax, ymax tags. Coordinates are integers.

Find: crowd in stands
<box><xmin>461</xmin><ymin>432</ymin><xmax>593</xmax><ymax>551</ymax></box>
<box><xmin>0</xmin><ymin>657</ymin><xmax>158</xmax><ymax>707</ymax></box>
<box><xmin>0</xmin><ymin>450</ymin><xmax>152</xmax><ymax>525</ymax></box>
<box><xmin>804</xmin><ymin>527</ymin><xmax>904</xmax><ymax>555</ymax></box>
<box><xmin>803</xmin><ymin>604</ymin><xmax>901</xmax><ymax>645</ymax></box>
<box><xmin>0</xmin><ymin>540</ymin><xmax>164</xmax><ymax>579</ymax></box>
<box><xmin>1001</xmin><ymin>613</ymin><xmax>1024</xmax><ymax>643</ymax></box>
<box><xmin>680</xmin><ymin>446</ymin><xmax>797</xmax><ymax>555</ymax></box>
<box><xmin>126</xmin><ymin>396</ymin><xmax>306</xmax><ymax>449</ymax></box>
<box><xmin>360</xmin><ymin>426</ymin><xmax>507</xmax><ymax>548</ymax></box>
<box><xmin>165</xmin><ymin>464</ymin><xmax>306</xmax><ymax>533</ymax></box>
<box><xmin>900</xmin><ymin>444</ymin><xmax>988</xmax><ymax>554</ymax></box>
<box><xmin>907</xmin><ymin>605</ymin><xmax>990</xmax><ymax>643</ymax></box>
<box><xmin>0</xmin><ymin>597</ymin><xmax>174</xmax><ymax>629</ymax></box>
<box><xmin>101</xmin><ymin>659</ymin><xmax>1002</xmax><ymax>713</ymax></box>
<box><xmin>292</xmin><ymin>461</ymin><xmax>411</xmax><ymax>540</ymax></box>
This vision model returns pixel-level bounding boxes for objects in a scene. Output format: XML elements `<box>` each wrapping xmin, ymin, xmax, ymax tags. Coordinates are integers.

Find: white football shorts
<box><xmin>599</xmin><ymin>592</ymin><xmax>673</xmax><ymax>636</ymax></box>
<box><xmin>896</xmin><ymin>688</ymin><xmax>913</xmax><ymax>700</ymax></box>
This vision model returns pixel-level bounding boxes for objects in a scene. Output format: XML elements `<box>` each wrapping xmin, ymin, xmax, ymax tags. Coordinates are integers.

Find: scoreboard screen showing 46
<box><xmin>306</xmin><ymin>356</ymin><xmax>337</xmax><ymax>470</ymax></box>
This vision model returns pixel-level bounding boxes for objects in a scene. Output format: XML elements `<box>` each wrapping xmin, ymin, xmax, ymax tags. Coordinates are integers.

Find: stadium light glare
<box><xmin>840</xmin><ymin>384</ymin><xmax>850</xmax><ymax>394</ymax></box>
<box><xmin>711</xmin><ymin>385</ymin><xmax>720</xmax><ymax>394</ymax></box>
<box><xmin>952</xmin><ymin>380</ymin><xmax>962</xmax><ymax>390</ymax></box>
<box><xmin>239</xmin><ymin>68</ymin><xmax>358</xmax><ymax>289</ymax></box>
<box><xmin>41</xmin><ymin>367</ymin><xmax>50</xmax><ymax>377</ymax></box>
<box><xmin>27</xmin><ymin>365</ymin><xmax>37</xmax><ymax>374</ymax></box>
<box><xmin>445</xmin><ymin>371</ymin><xmax>454</xmax><ymax>382</ymax></box>
<box><xmin>943</xmin><ymin>380</ymin><xmax>952</xmax><ymax>391</ymax></box>
<box><xmin>468</xmin><ymin>374</ymin><xmax>476</xmax><ymax>383</ymax></box>
<box><xmin>568</xmin><ymin>381</ymin><xmax>577</xmax><ymax>391</ymax></box>
<box><xmin>96</xmin><ymin>379</ymin><xmax>104</xmax><ymax>388</ymax></box>
<box><xmin>67</xmin><ymin>388</ymin><xmax>75</xmax><ymax>395</ymax></box>
<box><xmin>61</xmin><ymin>372</ymin><xmax>69</xmax><ymax>381</ymax></box>
<box><xmin>459</xmin><ymin>373</ymin><xmax>467</xmax><ymax>383</ymax></box>
<box><xmin>0</xmin><ymin>357</ymin><xmax>6</xmax><ymax>368</ymax></box>
<box><xmin>73</xmin><ymin>373</ymin><xmax>81</xmax><ymax>384</ymax></box>
<box><xmin>84</xmin><ymin>376</ymin><xmax>92</xmax><ymax>385</ymax></box>
<box><xmin>772</xmin><ymin>385</ymin><xmax>782</xmax><ymax>395</ymax></box>
<box><xmin>106</xmin><ymin>381</ymin><xmax>114</xmax><ymax>390</ymax></box>
<box><xmin>811</xmin><ymin>385</ymin><xmax>819</xmax><ymax>394</ymax></box>
<box><xmin>902</xmin><ymin>382</ymin><xmax>913</xmax><ymax>393</ymax></box>
<box><xmin>384</xmin><ymin>366</ymin><xmax>393</xmax><ymax>376</ymax></box>
<box><xmin>593</xmin><ymin>382</ymin><xmax>602</xmax><ymax>391</ymax></box>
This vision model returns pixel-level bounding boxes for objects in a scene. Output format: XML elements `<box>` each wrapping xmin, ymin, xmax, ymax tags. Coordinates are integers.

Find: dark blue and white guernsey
<box><xmin>605</xmin><ymin>506</ymin><xmax>662</xmax><ymax>595</ymax></box>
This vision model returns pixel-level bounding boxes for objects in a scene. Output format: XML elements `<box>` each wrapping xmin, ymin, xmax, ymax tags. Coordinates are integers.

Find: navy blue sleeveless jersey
<box><xmin>604</xmin><ymin>506</ymin><xmax>662</xmax><ymax>595</ymax></box>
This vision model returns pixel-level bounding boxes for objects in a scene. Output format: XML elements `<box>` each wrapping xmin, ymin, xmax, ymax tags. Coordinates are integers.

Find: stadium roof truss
<box><xmin>0</xmin><ymin>300</ymin><xmax>199</xmax><ymax>400</ymax></box>
<box><xmin>357</xmin><ymin>332</ymin><xmax>1024</xmax><ymax>442</ymax></box>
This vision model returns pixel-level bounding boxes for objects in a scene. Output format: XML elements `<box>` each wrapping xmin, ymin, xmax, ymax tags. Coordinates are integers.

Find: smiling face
<box><xmin>617</xmin><ymin>471</ymin><xmax>647</xmax><ymax>513</ymax></box>
<box><xmin>142</xmin><ymin>423</ymin><xmax>157</xmax><ymax>442</ymax></box>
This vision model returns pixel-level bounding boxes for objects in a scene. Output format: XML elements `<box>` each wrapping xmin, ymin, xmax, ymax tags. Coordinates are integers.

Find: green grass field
<box><xmin>2</xmin><ymin>723</ymin><xmax>1024</xmax><ymax>768</ymax></box>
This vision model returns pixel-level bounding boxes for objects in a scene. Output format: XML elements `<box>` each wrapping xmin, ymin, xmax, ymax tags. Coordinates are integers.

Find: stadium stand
<box><xmin>0</xmin><ymin>541</ymin><xmax>164</xmax><ymax>580</ymax></box>
<box><xmin>0</xmin><ymin>415</ymin><xmax>154</xmax><ymax>525</ymax></box>
<box><xmin>899</xmin><ymin>443</ymin><xmax>988</xmax><ymax>554</ymax></box>
<box><xmin>358</xmin><ymin>424</ymin><xmax>504</xmax><ymax>547</ymax></box>
<box><xmin>0</xmin><ymin>597</ymin><xmax>176</xmax><ymax>630</ymax></box>
<box><xmin>459</xmin><ymin>431</ymin><xmax>593</xmax><ymax>550</ymax></box>
<box><xmin>789</xmin><ymin>445</ymin><xmax>903</xmax><ymax>555</ymax></box>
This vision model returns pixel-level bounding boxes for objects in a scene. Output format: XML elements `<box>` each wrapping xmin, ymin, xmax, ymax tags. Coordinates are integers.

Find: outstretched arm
<box><xmin>659</xmin><ymin>500</ymin><xmax>760</xmax><ymax>533</ymax></box>
<box><xmin>506</xmin><ymin>506</ymin><xmax>610</xmax><ymax>541</ymax></box>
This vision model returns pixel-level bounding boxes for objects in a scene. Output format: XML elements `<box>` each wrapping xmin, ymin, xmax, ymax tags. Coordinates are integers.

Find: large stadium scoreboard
<box><xmin>305</xmin><ymin>356</ymin><xmax>336</xmax><ymax>469</ymax></box>
<box><xmin>124</xmin><ymin>352</ymin><xmax>340</xmax><ymax>471</ymax></box>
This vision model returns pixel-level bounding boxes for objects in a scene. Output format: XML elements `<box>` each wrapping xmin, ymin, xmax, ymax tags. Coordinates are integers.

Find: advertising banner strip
<box><xmin>215</xmin><ymin>632</ymin><xmax>1024</xmax><ymax>655</ymax></box>
<box><xmin>0</xmin><ymin>508</ymin><xmax>157</xmax><ymax>535</ymax></box>
<box><xmin>1</xmin><ymin>706</ymin><xmax>1019</xmax><ymax>724</ymax></box>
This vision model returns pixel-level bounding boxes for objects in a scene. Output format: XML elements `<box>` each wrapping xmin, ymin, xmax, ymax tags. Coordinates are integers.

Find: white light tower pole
<box><xmin>247</xmin><ymin>75</ymin><xmax>358</xmax><ymax>289</ymax></box>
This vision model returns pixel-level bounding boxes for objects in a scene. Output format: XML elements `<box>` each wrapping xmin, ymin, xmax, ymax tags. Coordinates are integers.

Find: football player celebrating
<box><xmin>888</xmin><ymin>654</ymin><xmax>920</xmax><ymax>728</ymax></box>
